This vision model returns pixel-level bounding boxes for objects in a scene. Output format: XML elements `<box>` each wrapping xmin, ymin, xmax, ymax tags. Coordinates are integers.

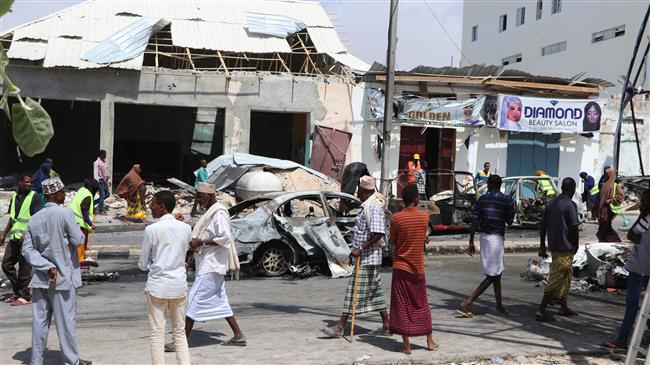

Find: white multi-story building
<box><xmin>461</xmin><ymin>0</ymin><xmax>648</xmax><ymax>89</ymax></box>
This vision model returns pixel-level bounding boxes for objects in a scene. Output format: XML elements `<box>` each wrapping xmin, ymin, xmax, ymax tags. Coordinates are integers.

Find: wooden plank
<box><xmin>276</xmin><ymin>53</ymin><xmax>292</xmax><ymax>75</ymax></box>
<box><xmin>185</xmin><ymin>48</ymin><xmax>196</xmax><ymax>71</ymax></box>
<box><xmin>372</xmin><ymin>74</ymin><xmax>599</xmax><ymax>94</ymax></box>
<box><xmin>217</xmin><ymin>51</ymin><xmax>230</xmax><ymax>78</ymax></box>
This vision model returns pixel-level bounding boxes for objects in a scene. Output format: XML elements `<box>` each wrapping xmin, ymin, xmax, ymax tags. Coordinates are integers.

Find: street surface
<box><xmin>1</xmin><ymin>254</ymin><xmax>624</xmax><ymax>365</ymax></box>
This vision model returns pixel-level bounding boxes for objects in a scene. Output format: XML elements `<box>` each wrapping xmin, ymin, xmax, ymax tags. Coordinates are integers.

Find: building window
<box><xmin>536</xmin><ymin>0</ymin><xmax>543</xmax><ymax>20</ymax></box>
<box><xmin>551</xmin><ymin>0</ymin><xmax>561</xmax><ymax>14</ymax></box>
<box><xmin>541</xmin><ymin>41</ymin><xmax>567</xmax><ymax>56</ymax></box>
<box><xmin>471</xmin><ymin>25</ymin><xmax>478</xmax><ymax>42</ymax></box>
<box><xmin>502</xmin><ymin>53</ymin><xmax>523</xmax><ymax>66</ymax></box>
<box><xmin>592</xmin><ymin>25</ymin><xmax>626</xmax><ymax>43</ymax></box>
<box><xmin>516</xmin><ymin>7</ymin><xmax>526</xmax><ymax>26</ymax></box>
<box><xmin>499</xmin><ymin>14</ymin><xmax>507</xmax><ymax>32</ymax></box>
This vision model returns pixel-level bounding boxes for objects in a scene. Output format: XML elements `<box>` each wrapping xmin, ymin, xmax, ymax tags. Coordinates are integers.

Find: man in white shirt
<box><xmin>139</xmin><ymin>191</ymin><xmax>192</xmax><ymax>364</ymax></box>
<box><xmin>92</xmin><ymin>150</ymin><xmax>110</xmax><ymax>214</ymax></box>
<box><xmin>166</xmin><ymin>183</ymin><xmax>246</xmax><ymax>351</ymax></box>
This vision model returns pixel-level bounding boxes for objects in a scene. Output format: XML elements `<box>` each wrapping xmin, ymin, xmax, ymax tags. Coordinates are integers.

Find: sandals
<box><xmin>320</xmin><ymin>328</ymin><xmax>342</xmax><ymax>338</ymax></box>
<box><xmin>601</xmin><ymin>341</ymin><xmax>627</xmax><ymax>350</ymax></box>
<box><xmin>456</xmin><ymin>307</ymin><xmax>474</xmax><ymax>319</ymax></box>
<box><xmin>10</xmin><ymin>297</ymin><xmax>32</xmax><ymax>306</ymax></box>
<box><xmin>4</xmin><ymin>295</ymin><xmax>19</xmax><ymax>303</ymax></box>
<box><xmin>222</xmin><ymin>338</ymin><xmax>247</xmax><ymax>346</ymax></box>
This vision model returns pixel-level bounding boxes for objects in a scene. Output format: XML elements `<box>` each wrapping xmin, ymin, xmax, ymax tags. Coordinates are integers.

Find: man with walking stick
<box><xmin>321</xmin><ymin>175</ymin><xmax>390</xmax><ymax>338</ymax></box>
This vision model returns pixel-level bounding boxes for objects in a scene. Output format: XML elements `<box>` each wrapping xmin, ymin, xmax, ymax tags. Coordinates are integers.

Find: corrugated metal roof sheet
<box><xmin>245</xmin><ymin>12</ymin><xmax>306</xmax><ymax>38</ymax></box>
<box><xmin>43</xmin><ymin>38</ymin><xmax>143</xmax><ymax>70</ymax></box>
<box><xmin>172</xmin><ymin>20</ymin><xmax>292</xmax><ymax>53</ymax></box>
<box><xmin>3</xmin><ymin>0</ymin><xmax>365</xmax><ymax>72</ymax></box>
<box><xmin>6</xmin><ymin>41</ymin><xmax>48</xmax><ymax>60</ymax></box>
<box><xmin>82</xmin><ymin>18</ymin><xmax>169</xmax><ymax>64</ymax></box>
<box><xmin>307</xmin><ymin>27</ymin><xmax>346</xmax><ymax>54</ymax></box>
<box><xmin>329</xmin><ymin>52</ymin><xmax>370</xmax><ymax>73</ymax></box>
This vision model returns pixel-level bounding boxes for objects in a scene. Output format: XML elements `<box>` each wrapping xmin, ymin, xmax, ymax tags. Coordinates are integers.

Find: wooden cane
<box><xmin>349</xmin><ymin>255</ymin><xmax>361</xmax><ymax>341</ymax></box>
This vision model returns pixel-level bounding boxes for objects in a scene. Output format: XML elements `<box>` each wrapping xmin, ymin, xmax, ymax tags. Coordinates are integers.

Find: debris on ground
<box><xmin>444</xmin><ymin>353</ymin><xmax>620</xmax><ymax>365</ymax></box>
<box><xmin>521</xmin><ymin>242</ymin><xmax>630</xmax><ymax>292</ymax></box>
<box><xmin>82</xmin><ymin>271</ymin><xmax>120</xmax><ymax>283</ymax></box>
<box><xmin>288</xmin><ymin>263</ymin><xmax>320</xmax><ymax>279</ymax></box>
<box><xmin>273</xmin><ymin>168</ymin><xmax>340</xmax><ymax>192</ymax></box>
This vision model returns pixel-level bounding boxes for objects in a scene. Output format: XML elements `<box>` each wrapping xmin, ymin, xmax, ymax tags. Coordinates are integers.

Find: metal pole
<box><xmin>614</xmin><ymin>3</ymin><xmax>650</xmax><ymax>172</ymax></box>
<box><xmin>380</xmin><ymin>0</ymin><xmax>398</xmax><ymax>194</ymax></box>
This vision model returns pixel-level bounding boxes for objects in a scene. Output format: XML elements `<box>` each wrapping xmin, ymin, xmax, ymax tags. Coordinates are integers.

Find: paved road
<box><xmin>1</xmin><ymin>254</ymin><xmax>623</xmax><ymax>365</ymax></box>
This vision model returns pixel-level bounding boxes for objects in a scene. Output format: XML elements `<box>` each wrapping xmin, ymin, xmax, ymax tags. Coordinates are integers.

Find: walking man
<box><xmin>1</xmin><ymin>173</ymin><xmax>42</xmax><ymax>306</ymax></box>
<box><xmin>322</xmin><ymin>175</ymin><xmax>390</xmax><ymax>337</ymax></box>
<box><xmin>536</xmin><ymin>178</ymin><xmax>580</xmax><ymax>321</ymax></box>
<box><xmin>459</xmin><ymin>175</ymin><xmax>514</xmax><ymax>317</ymax></box>
<box><xmin>389</xmin><ymin>184</ymin><xmax>437</xmax><ymax>354</ymax></box>
<box><xmin>70</xmin><ymin>179</ymin><xmax>99</xmax><ymax>267</ymax></box>
<box><xmin>21</xmin><ymin>177</ymin><xmax>92</xmax><ymax>365</ymax></box>
<box><xmin>93</xmin><ymin>150</ymin><xmax>110</xmax><ymax>214</ymax></box>
<box><xmin>166</xmin><ymin>182</ymin><xmax>246</xmax><ymax>351</ymax></box>
<box><xmin>139</xmin><ymin>191</ymin><xmax>191</xmax><ymax>364</ymax></box>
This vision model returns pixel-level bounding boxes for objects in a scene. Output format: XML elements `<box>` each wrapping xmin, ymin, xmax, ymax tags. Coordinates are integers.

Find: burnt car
<box><xmin>476</xmin><ymin>176</ymin><xmax>585</xmax><ymax>227</ymax></box>
<box><xmin>228</xmin><ymin>191</ymin><xmax>367</xmax><ymax>277</ymax></box>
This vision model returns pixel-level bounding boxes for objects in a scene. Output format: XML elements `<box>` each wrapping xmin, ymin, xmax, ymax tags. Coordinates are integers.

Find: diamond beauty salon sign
<box><xmin>497</xmin><ymin>94</ymin><xmax>602</xmax><ymax>133</ymax></box>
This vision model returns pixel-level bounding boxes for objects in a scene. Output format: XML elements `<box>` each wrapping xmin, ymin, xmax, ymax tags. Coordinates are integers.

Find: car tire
<box><xmin>257</xmin><ymin>243</ymin><xmax>293</xmax><ymax>277</ymax></box>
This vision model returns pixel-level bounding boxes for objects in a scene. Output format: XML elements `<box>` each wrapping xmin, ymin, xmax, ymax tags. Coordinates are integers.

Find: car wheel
<box><xmin>258</xmin><ymin>244</ymin><xmax>291</xmax><ymax>277</ymax></box>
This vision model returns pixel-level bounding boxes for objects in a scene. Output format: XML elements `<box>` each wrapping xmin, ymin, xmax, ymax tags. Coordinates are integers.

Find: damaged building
<box><xmin>0</xmin><ymin>0</ymin><xmax>368</xmax><ymax>184</ymax></box>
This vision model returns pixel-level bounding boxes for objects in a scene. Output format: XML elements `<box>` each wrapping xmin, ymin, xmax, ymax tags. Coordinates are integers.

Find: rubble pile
<box><xmin>521</xmin><ymin>242</ymin><xmax>630</xmax><ymax>292</ymax></box>
<box><xmin>272</xmin><ymin>168</ymin><xmax>340</xmax><ymax>192</ymax></box>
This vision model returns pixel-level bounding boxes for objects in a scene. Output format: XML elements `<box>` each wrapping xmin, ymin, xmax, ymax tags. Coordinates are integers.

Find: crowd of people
<box><xmin>1</xmin><ymin>154</ymin><xmax>648</xmax><ymax>364</ymax></box>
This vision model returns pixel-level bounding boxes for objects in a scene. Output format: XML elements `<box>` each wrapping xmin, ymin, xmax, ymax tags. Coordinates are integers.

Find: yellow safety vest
<box><xmin>539</xmin><ymin>178</ymin><xmax>556</xmax><ymax>197</ymax></box>
<box><xmin>8</xmin><ymin>191</ymin><xmax>35</xmax><ymax>240</ymax></box>
<box><xmin>590</xmin><ymin>183</ymin><xmax>621</xmax><ymax>214</ymax></box>
<box><xmin>70</xmin><ymin>187</ymin><xmax>94</xmax><ymax>230</ymax></box>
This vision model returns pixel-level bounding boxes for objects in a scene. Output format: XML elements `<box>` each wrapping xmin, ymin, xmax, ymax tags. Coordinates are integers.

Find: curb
<box><xmin>2</xmin><ymin>243</ymin><xmax>541</xmax><ymax>261</ymax></box>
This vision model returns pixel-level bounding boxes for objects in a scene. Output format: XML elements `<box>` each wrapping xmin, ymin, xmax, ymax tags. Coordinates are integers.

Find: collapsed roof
<box><xmin>365</xmin><ymin>62</ymin><xmax>614</xmax><ymax>97</ymax></box>
<box><xmin>0</xmin><ymin>0</ymin><xmax>370</xmax><ymax>77</ymax></box>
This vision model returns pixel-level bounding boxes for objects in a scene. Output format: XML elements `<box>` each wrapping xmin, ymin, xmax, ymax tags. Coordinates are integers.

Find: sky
<box><xmin>0</xmin><ymin>0</ymin><xmax>463</xmax><ymax>70</ymax></box>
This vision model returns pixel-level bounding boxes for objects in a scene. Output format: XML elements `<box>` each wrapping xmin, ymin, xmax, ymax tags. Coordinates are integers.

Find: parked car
<box><xmin>228</xmin><ymin>190</ymin><xmax>387</xmax><ymax>277</ymax></box>
<box><xmin>475</xmin><ymin>176</ymin><xmax>586</xmax><ymax>227</ymax></box>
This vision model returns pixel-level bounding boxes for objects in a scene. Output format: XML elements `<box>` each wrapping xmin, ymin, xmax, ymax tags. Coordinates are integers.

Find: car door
<box><xmin>324</xmin><ymin>195</ymin><xmax>362</xmax><ymax>243</ymax></box>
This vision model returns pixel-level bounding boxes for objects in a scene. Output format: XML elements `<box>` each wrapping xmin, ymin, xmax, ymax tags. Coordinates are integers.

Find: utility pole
<box><xmin>380</xmin><ymin>0</ymin><xmax>398</xmax><ymax>194</ymax></box>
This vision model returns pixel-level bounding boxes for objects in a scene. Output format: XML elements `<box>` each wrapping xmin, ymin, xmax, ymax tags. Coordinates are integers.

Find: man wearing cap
<box><xmin>21</xmin><ymin>177</ymin><xmax>92</xmax><ymax>365</ymax></box>
<box><xmin>322</xmin><ymin>175</ymin><xmax>390</xmax><ymax>337</ymax></box>
<box><xmin>405</xmin><ymin>154</ymin><xmax>422</xmax><ymax>185</ymax></box>
<box><xmin>165</xmin><ymin>182</ymin><xmax>246</xmax><ymax>351</ymax></box>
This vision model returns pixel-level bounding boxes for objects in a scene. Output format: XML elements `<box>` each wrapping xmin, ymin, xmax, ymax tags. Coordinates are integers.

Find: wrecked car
<box><xmin>228</xmin><ymin>190</ymin><xmax>373</xmax><ymax>277</ymax></box>
<box><xmin>476</xmin><ymin>176</ymin><xmax>585</xmax><ymax>227</ymax></box>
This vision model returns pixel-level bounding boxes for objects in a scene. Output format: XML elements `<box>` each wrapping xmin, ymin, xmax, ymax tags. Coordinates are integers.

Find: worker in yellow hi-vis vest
<box><xmin>1</xmin><ymin>173</ymin><xmax>43</xmax><ymax>306</ymax></box>
<box><xmin>535</xmin><ymin>170</ymin><xmax>556</xmax><ymax>199</ymax></box>
<box><xmin>593</xmin><ymin>167</ymin><xmax>625</xmax><ymax>242</ymax></box>
<box><xmin>70</xmin><ymin>179</ymin><xmax>99</xmax><ymax>268</ymax></box>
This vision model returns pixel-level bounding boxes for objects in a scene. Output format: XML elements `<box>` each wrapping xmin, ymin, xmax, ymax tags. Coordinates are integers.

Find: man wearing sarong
<box><xmin>536</xmin><ymin>177</ymin><xmax>580</xmax><ymax>322</ymax></box>
<box><xmin>389</xmin><ymin>184</ymin><xmax>437</xmax><ymax>354</ymax></box>
<box><xmin>322</xmin><ymin>175</ymin><xmax>390</xmax><ymax>337</ymax></box>
<box><xmin>165</xmin><ymin>182</ymin><xmax>246</xmax><ymax>351</ymax></box>
<box><xmin>21</xmin><ymin>177</ymin><xmax>92</xmax><ymax>365</ymax></box>
<box><xmin>459</xmin><ymin>174</ymin><xmax>514</xmax><ymax>318</ymax></box>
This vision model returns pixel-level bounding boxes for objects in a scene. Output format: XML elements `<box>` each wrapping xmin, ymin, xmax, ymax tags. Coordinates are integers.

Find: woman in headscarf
<box><xmin>116</xmin><ymin>164</ymin><xmax>146</xmax><ymax>221</ymax></box>
<box><xmin>596</xmin><ymin>167</ymin><xmax>625</xmax><ymax>242</ymax></box>
<box><xmin>31</xmin><ymin>163</ymin><xmax>51</xmax><ymax>194</ymax></box>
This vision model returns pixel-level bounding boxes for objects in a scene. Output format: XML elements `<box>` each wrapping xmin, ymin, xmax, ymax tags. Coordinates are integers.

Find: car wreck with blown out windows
<box><xmin>228</xmin><ymin>190</ymin><xmax>377</xmax><ymax>277</ymax></box>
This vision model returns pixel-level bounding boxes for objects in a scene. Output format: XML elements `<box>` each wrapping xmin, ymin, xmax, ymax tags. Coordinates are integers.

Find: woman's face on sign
<box><xmin>507</xmin><ymin>102</ymin><xmax>522</xmax><ymax>122</ymax></box>
<box><xmin>587</xmin><ymin>105</ymin><xmax>600</xmax><ymax>124</ymax></box>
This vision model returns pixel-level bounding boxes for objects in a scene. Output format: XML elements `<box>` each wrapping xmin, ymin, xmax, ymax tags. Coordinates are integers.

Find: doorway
<box><xmin>249</xmin><ymin>111</ymin><xmax>308</xmax><ymax>164</ymax></box>
<box><xmin>114</xmin><ymin>103</ymin><xmax>196</xmax><ymax>184</ymax></box>
<box><xmin>506</xmin><ymin>132</ymin><xmax>560</xmax><ymax>177</ymax></box>
<box><xmin>398</xmin><ymin>126</ymin><xmax>456</xmax><ymax>197</ymax></box>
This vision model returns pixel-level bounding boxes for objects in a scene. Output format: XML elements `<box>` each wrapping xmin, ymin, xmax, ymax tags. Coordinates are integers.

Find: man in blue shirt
<box><xmin>459</xmin><ymin>174</ymin><xmax>514</xmax><ymax>318</ymax></box>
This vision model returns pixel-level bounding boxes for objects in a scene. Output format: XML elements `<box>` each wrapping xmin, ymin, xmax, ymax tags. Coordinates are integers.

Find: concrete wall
<box><xmin>5</xmin><ymin>66</ymin><xmax>357</xmax><ymax>180</ymax></box>
<box><xmin>461</xmin><ymin>0</ymin><xmax>648</xmax><ymax>88</ymax></box>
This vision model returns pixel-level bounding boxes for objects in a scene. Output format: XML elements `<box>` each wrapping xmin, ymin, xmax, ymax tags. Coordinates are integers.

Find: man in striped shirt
<box><xmin>389</xmin><ymin>184</ymin><xmax>437</xmax><ymax>354</ymax></box>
